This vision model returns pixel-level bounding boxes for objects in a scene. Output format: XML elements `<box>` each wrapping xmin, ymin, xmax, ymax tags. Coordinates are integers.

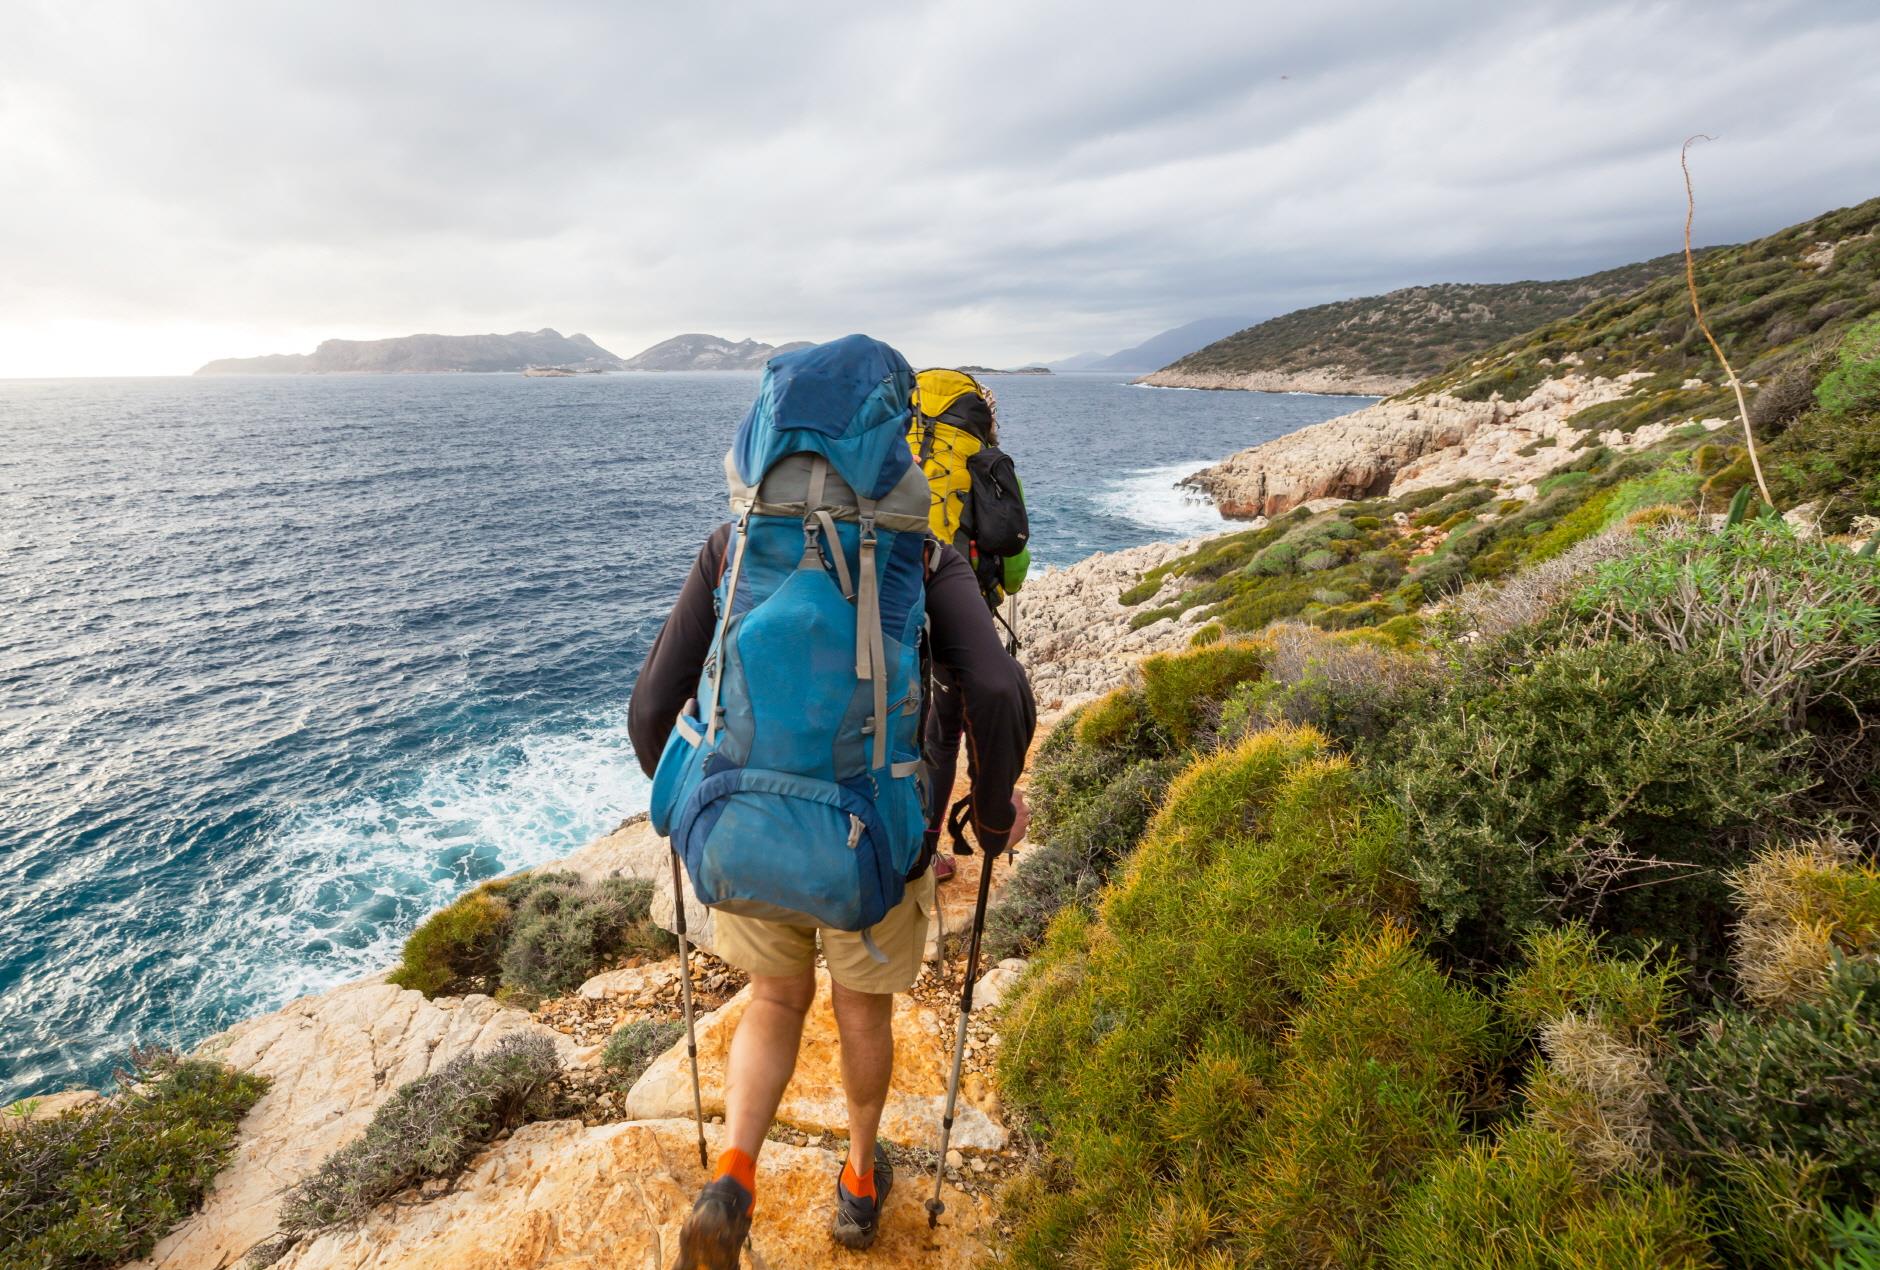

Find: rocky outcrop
<box><xmin>1185</xmin><ymin>372</ymin><xmax>1727</xmax><ymax>518</ymax></box>
<box><xmin>624</xmin><ymin>968</ymin><xmax>1006</xmax><ymax>1150</ymax></box>
<box><xmin>268</xmin><ymin>1117</ymin><xmax>991</xmax><ymax>1269</ymax></box>
<box><xmin>130</xmin><ymin>980</ymin><xmax>580</xmax><ymax>1269</ymax></box>
<box><xmin>1137</xmin><ymin>365</ymin><xmax>1411</xmax><ymax>395</ymax></box>
<box><xmin>1014</xmin><ymin>534</ymin><xmax>1230</xmax><ymax>711</ymax></box>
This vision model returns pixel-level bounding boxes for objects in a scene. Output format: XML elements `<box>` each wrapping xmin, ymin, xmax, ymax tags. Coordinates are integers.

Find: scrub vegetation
<box><xmin>386</xmin><ymin>870</ymin><xmax>672</xmax><ymax>1004</ymax></box>
<box><xmin>990</xmin><ymin>199</ymin><xmax>1880</xmax><ymax>1267</ymax></box>
<box><xmin>0</xmin><ymin>1051</ymin><xmax>269</xmax><ymax>1270</ymax></box>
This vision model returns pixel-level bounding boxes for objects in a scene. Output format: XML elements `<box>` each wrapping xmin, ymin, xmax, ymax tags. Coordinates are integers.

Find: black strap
<box><xmin>946</xmin><ymin>794</ymin><xmax>975</xmax><ymax>855</ymax></box>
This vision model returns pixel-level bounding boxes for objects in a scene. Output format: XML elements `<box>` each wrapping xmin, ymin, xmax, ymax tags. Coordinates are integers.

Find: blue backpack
<box><xmin>648</xmin><ymin>335</ymin><xmax>931</xmax><ymax>941</ymax></box>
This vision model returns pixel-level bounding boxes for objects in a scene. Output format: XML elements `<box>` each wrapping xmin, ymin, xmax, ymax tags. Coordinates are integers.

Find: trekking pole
<box><xmin>670</xmin><ymin>851</ymin><xmax>709</xmax><ymax>1170</ymax></box>
<box><xmin>927</xmin><ymin>848</ymin><xmax>998</xmax><ymax>1229</ymax></box>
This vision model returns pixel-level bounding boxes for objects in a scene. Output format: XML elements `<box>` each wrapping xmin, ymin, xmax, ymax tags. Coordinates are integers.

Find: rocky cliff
<box><xmin>1183</xmin><ymin>368</ymin><xmax>1718</xmax><ymax>517</ymax></box>
<box><xmin>196</xmin><ymin>329</ymin><xmax>625</xmax><ymax>375</ymax></box>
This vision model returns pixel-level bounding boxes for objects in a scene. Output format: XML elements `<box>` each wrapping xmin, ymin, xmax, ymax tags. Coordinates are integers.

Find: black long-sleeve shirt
<box><xmin>628</xmin><ymin>524</ymin><xmax>1036</xmax><ymax>852</ymax></box>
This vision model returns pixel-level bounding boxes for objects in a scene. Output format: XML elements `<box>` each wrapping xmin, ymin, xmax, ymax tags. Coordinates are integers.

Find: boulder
<box><xmin>129</xmin><ymin>977</ymin><xmax>578</xmax><ymax>1269</ymax></box>
<box><xmin>551</xmin><ymin>812</ymin><xmax>669</xmax><ymax>885</ymax></box>
<box><xmin>624</xmin><ymin>969</ymin><xmax>1006</xmax><ymax>1150</ymax></box>
<box><xmin>269</xmin><ymin>1118</ymin><xmax>991</xmax><ymax>1270</ymax></box>
<box><xmin>971</xmin><ymin>959</ymin><xmax>1030</xmax><ymax>1013</ymax></box>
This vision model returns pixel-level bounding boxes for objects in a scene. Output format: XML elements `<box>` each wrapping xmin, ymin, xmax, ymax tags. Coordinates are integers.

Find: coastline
<box><xmin>1135</xmin><ymin>364</ymin><xmax>1415</xmax><ymax>395</ymax></box>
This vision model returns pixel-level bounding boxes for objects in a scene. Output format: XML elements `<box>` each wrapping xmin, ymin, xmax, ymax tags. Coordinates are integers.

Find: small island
<box><xmin>959</xmin><ymin>364</ymin><xmax>1053</xmax><ymax>376</ymax></box>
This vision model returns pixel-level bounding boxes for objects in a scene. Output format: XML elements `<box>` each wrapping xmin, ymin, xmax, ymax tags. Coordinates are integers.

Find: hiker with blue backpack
<box><xmin>628</xmin><ymin>335</ymin><xmax>1036</xmax><ymax>1267</ymax></box>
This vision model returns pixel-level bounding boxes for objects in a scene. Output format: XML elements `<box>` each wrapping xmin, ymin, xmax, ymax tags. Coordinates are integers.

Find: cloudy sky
<box><xmin>3</xmin><ymin>0</ymin><xmax>1876</xmax><ymax>376</ymax></box>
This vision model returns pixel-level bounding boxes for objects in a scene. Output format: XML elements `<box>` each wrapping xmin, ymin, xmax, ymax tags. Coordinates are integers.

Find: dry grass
<box><xmin>1532</xmin><ymin>1012</ymin><xmax>1663</xmax><ymax>1178</ymax></box>
<box><xmin>1728</xmin><ymin>836</ymin><xmax>1879</xmax><ymax>1009</ymax></box>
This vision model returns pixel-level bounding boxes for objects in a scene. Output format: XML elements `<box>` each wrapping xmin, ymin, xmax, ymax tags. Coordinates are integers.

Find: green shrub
<box><xmin>1138</xmin><ymin>641</ymin><xmax>1268</xmax><ymax>748</ymax></box>
<box><xmin>1187</xmin><ymin>621</ymin><xmax>1223</xmax><ymax>647</ymax></box>
<box><xmin>1816</xmin><ymin>315</ymin><xmax>1880</xmax><ymax>418</ymax></box>
<box><xmin>1658</xmin><ymin>955</ymin><xmax>1880</xmax><ymax>1204</ymax></box>
<box><xmin>1502</xmin><ymin>924</ymin><xmax>1680</xmax><ymax>1040</ymax></box>
<box><xmin>985</xmin><ymin>753</ymin><xmax>1183</xmax><ymax>961</ymax></box>
<box><xmin>498</xmin><ymin>875</ymin><xmax>667</xmax><ymax>1000</ymax></box>
<box><xmin>1389</xmin><ymin>641</ymin><xmax>1801</xmax><ymax>965</ymax></box>
<box><xmin>601</xmin><ymin>1019</ymin><xmax>682</xmax><ymax>1086</ymax></box>
<box><xmin>386</xmin><ymin>888</ymin><xmax>511</xmax><ymax>997</ymax></box>
<box><xmin>999</xmin><ymin>730</ymin><xmax>1418</xmax><ymax>1262</ymax></box>
<box><xmin>0</xmin><ymin>1052</ymin><xmax>269</xmax><ymax>1269</ymax></box>
<box><xmin>1568</xmin><ymin>522</ymin><xmax>1880</xmax><ymax>723</ymax></box>
<box><xmin>1217</xmin><ymin>622</ymin><xmax>1432</xmax><ymax>754</ymax></box>
<box><xmin>1601</xmin><ymin>465</ymin><xmax>1702</xmax><ymax>526</ymax></box>
<box><xmin>259</xmin><ymin>1034</ymin><xmax>558</xmax><ymax>1265</ymax></box>
<box><xmin>1074</xmin><ymin>686</ymin><xmax>1161</xmax><ymax>754</ymax></box>
<box><xmin>387</xmin><ymin>872</ymin><xmax>671</xmax><ymax>1003</ymax></box>
<box><xmin>1381</xmin><ymin>1124</ymin><xmax>1717</xmax><ymax>1270</ymax></box>
<box><xmin>1298</xmin><ymin>547</ymin><xmax>1339</xmax><ymax>572</ymax></box>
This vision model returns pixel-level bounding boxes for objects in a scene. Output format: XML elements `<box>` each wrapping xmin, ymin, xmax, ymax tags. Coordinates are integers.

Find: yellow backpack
<box><xmin>907</xmin><ymin>368</ymin><xmax>1031</xmax><ymax>607</ymax></box>
<box><xmin>907</xmin><ymin>368</ymin><xmax>989</xmax><ymax>550</ymax></box>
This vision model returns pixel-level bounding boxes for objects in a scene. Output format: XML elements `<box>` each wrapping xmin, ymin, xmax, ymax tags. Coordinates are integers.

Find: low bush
<box><xmin>1137</xmin><ymin>641</ymin><xmax>1268</xmax><ymax>748</ymax></box>
<box><xmin>1658</xmin><ymin>955</ymin><xmax>1880</xmax><ymax>1209</ymax></box>
<box><xmin>601</xmin><ymin>1019</ymin><xmax>682</xmax><ymax>1086</ymax></box>
<box><xmin>984</xmin><ymin>752</ymin><xmax>1182</xmax><ymax>960</ymax></box>
<box><xmin>257</xmin><ymin>1033</ymin><xmax>558</xmax><ymax>1265</ymax></box>
<box><xmin>1389</xmin><ymin>640</ymin><xmax>1801</xmax><ymax>966</ymax></box>
<box><xmin>386</xmin><ymin>872</ymin><xmax>671</xmax><ymax>1003</ymax></box>
<box><xmin>1729</xmin><ymin>837</ymin><xmax>1880</xmax><ymax>1010</ymax></box>
<box><xmin>1568</xmin><ymin>522</ymin><xmax>1880</xmax><ymax>723</ymax></box>
<box><xmin>1218</xmin><ymin>622</ymin><xmax>1432</xmax><ymax>753</ymax></box>
<box><xmin>499</xmin><ymin>875</ymin><xmax>666</xmax><ymax>1000</ymax></box>
<box><xmin>1815</xmin><ymin>315</ymin><xmax>1880</xmax><ymax>418</ymax></box>
<box><xmin>386</xmin><ymin>889</ymin><xmax>510</xmax><ymax>997</ymax></box>
<box><xmin>0</xmin><ymin>1052</ymin><xmax>269</xmax><ymax>1269</ymax></box>
<box><xmin>1380</xmin><ymin>1124</ymin><xmax>1716</xmax><ymax>1270</ymax></box>
<box><xmin>998</xmin><ymin>729</ymin><xmax>1420</xmax><ymax>1263</ymax></box>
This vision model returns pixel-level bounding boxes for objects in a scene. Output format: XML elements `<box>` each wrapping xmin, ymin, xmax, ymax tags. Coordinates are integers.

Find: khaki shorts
<box><xmin>713</xmin><ymin>868</ymin><xmax>936</xmax><ymax>995</ymax></box>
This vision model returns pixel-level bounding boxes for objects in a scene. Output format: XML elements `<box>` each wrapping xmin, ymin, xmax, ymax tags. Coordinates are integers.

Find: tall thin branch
<box><xmin>1682</xmin><ymin>135</ymin><xmax>1776</xmax><ymax>510</ymax></box>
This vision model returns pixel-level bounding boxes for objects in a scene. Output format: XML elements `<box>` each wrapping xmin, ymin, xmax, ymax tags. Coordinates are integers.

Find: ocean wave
<box><xmin>1093</xmin><ymin>462</ymin><xmax>1226</xmax><ymax>536</ymax></box>
<box><xmin>213</xmin><ymin>713</ymin><xmax>650</xmax><ymax>1014</ymax></box>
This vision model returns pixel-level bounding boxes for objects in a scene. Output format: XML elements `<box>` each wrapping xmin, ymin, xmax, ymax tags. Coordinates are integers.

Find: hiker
<box><xmin>907</xmin><ymin>369</ymin><xmax>1032</xmax><ymax>882</ymax></box>
<box><xmin>628</xmin><ymin>335</ymin><xmax>1036</xmax><ymax>1267</ymax></box>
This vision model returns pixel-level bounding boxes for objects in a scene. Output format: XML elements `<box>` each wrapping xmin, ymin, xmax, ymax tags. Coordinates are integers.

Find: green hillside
<box><xmin>1153</xmin><ymin>257</ymin><xmax>1685</xmax><ymax>386</ymax></box>
<box><xmin>985</xmin><ymin>197</ymin><xmax>1880</xmax><ymax>1268</ymax></box>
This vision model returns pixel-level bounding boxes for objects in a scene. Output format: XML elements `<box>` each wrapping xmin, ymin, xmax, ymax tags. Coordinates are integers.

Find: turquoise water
<box><xmin>0</xmin><ymin>370</ymin><xmax>1371</xmax><ymax>1100</ymax></box>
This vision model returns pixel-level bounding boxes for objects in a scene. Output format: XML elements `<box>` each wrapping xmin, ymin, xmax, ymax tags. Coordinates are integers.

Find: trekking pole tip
<box><xmin>926</xmin><ymin>1197</ymin><xmax>944</xmax><ymax>1229</ymax></box>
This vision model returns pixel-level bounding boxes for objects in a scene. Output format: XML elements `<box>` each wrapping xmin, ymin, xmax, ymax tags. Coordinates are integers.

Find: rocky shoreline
<box><xmin>1134</xmin><ymin>364</ymin><xmax>1413</xmax><ymax>395</ymax></box>
<box><xmin>1184</xmin><ymin>369</ymin><xmax>1726</xmax><ymax>518</ymax></box>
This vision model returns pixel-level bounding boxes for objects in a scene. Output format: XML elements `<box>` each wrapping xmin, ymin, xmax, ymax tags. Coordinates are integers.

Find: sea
<box><xmin>0</xmin><ymin>371</ymin><xmax>1372</xmax><ymax>1102</ymax></box>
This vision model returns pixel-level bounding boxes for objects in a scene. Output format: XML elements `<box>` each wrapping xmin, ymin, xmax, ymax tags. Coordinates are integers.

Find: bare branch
<box><xmin>1682</xmin><ymin>135</ymin><xmax>1776</xmax><ymax>509</ymax></box>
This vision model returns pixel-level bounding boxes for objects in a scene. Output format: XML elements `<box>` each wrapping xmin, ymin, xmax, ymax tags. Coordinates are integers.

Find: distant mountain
<box><xmin>1048</xmin><ymin>317</ymin><xmax>1255</xmax><ymax>373</ymax></box>
<box><xmin>195</xmin><ymin>328</ymin><xmax>624</xmax><ymax>375</ymax></box>
<box><xmin>619</xmin><ymin>334</ymin><xmax>813</xmax><ymax>371</ymax></box>
<box><xmin>1139</xmin><ymin>258</ymin><xmax>1687</xmax><ymax>394</ymax></box>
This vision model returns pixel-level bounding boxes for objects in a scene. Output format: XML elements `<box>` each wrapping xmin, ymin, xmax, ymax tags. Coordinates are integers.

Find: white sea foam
<box><xmin>1093</xmin><ymin>462</ymin><xmax>1227</xmax><ymax>536</ymax></box>
<box><xmin>218</xmin><ymin>712</ymin><xmax>651</xmax><ymax>1012</ymax></box>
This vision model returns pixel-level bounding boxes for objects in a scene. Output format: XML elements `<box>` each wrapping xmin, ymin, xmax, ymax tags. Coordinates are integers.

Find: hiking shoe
<box><xmin>673</xmin><ymin>1174</ymin><xmax>752</xmax><ymax>1270</ymax></box>
<box><xmin>933</xmin><ymin>854</ymin><xmax>956</xmax><ymax>883</ymax></box>
<box><xmin>831</xmin><ymin>1142</ymin><xmax>894</xmax><ymax>1250</ymax></box>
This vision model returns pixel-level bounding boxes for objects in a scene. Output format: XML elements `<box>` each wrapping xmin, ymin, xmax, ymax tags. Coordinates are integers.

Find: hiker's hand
<box><xmin>1006</xmin><ymin>790</ymin><xmax>1030</xmax><ymax>848</ymax></box>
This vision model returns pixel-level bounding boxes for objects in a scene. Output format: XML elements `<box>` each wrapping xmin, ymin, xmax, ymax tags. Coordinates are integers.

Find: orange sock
<box><xmin>715</xmin><ymin>1147</ymin><xmax>757</xmax><ymax>1198</ymax></box>
<box><xmin>841</xmin><ymin>1155</ymin><xmax>876</xmax><ymax>1200</ymax></box>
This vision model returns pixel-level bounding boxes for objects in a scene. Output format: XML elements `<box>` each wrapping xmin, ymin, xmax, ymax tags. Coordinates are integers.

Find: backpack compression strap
<box><xmin>703</xmin><ymin>512</ymin><xmax>751</xmax><ymax>746</ymax></box>
<box><xmin>855</xmin><ymin>494</ymin><xmax>889</xmax><ymax>771</ymax></box>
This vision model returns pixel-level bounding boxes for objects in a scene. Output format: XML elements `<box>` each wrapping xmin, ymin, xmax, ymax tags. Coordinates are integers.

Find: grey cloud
<box><xmin>0</xmin><ymin>0</ymin><xmax>1875</xmax><ymax>372</ymax></box>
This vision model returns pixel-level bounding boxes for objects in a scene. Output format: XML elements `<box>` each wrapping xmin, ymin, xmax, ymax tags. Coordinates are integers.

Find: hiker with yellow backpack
<box><xmin>907</xmin><ymin>368</ymin><xmax>1032</xmax><ymax>884</ymax></box>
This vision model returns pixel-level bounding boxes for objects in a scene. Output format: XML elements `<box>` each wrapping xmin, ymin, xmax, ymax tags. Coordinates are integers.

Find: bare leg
<box><xmin>830</xmin><ymin>979</ymin><xmax>895</xmax><ymax>1172</ymax></box>
<box><xmin>723</xmin><ymin>968</ymin><xmax>817</xmax><ymax>1159</ymax></box>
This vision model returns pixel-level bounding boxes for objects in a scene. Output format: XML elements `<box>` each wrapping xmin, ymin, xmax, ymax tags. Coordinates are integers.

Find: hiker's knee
<box><xmin>750</xmin><ymin>968</ymin><xmax>816</xmax><ymax>1015</ymax></box>
<box><xmin>829</xmin><ymin>979</ymin><xmax>893</xmax><ymax>1034</ymax></box>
